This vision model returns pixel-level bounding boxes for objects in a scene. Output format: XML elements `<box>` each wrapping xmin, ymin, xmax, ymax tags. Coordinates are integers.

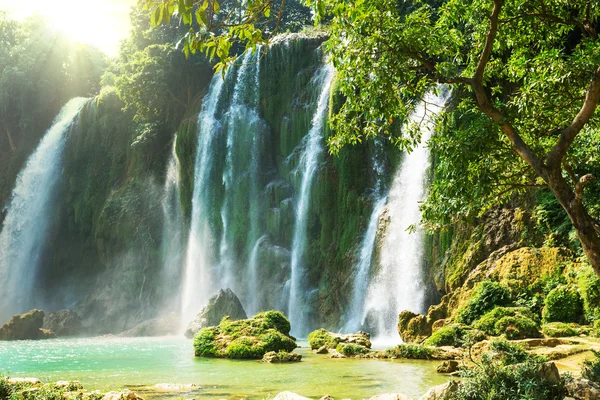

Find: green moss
<box><xmin>577</xmin><ymin>265</ymin><xmax>600</xmax><ymax>323</ymax></box>
<box><xmin>541</xmin><ymin>322</ymin><xmax>581</xmax><ymax>338</ymax></box>
<box><xmin>542</xmin><ymin>285</ymin><xmax>583</xmax><ymax>323</ymax></box>
<box><xmin>473</xmin><ymin>307</ymin><xmax>540</xmax><ymax>336</ymax></box>
<box><xmin>457</xmin><ymin>280</ymin><xmax>512</xmax><ymax>325</ymax></box>
<box><xmin>495</xmin><ymin>315</ymin><xmax>541</xmax><ymax>340</ymax></box>
<box><xmin>384</xmin><ymin>344</ymin><xmax>434</xmax><ymax>360</ymax></box>
<box><xmin>424</xmin><ymin>324</ymin><xmax>480</xmax><ymax>347</ymax></box>
<box><xmin>336</xmin><ymin>343</ymin><xmax>370</xmax><ymax>356</ymax></box>
<box><xmin>193</xmin><ymin>327</ymin><xmax>219</xmax><ymax>357</ymax></box>
<box><xmin>308</xmin><ymin>328</ymin><xmax>338</xmax><ymax>349</ymax></box>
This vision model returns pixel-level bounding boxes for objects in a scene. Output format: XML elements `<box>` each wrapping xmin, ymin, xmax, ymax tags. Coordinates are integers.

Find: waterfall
<box><xmin>160</xmin><ymin>136</ymin><xmax>184</xmax><ymax>310</ymax></box>
<box><xmin>0</xmin><ymin>97</ymin><xmax>89</xmax><ymax>322</ymax></box>
<box><xmin>181</xmin><ymin>74</ymin><xmax>226</xmax><ymax>324</ymax></box>
<box><xmin>363</xmin><ymin>93</ymin><xmax>445</xmax><ymax>340</ymax></box>
<box><xmin>288</xmin><ymin>64</ymin><xmax>335</xmax><ymax>336</ymax></box>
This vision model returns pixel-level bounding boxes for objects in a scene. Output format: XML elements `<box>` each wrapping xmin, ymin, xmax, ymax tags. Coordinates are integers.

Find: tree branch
<box><xmin>546</xmin><ymin>66</ymin><xmax>600</xmax><ymax>168</ymax></box>
<box><xmin>575</xmin><ymin>173</ymin><xmax>595</xmax><ymax>202</ymax></box>
<box><xmin>474</xmin><ymin>0</ymin><xmax>503</xmax><ymax>83</ymax></box>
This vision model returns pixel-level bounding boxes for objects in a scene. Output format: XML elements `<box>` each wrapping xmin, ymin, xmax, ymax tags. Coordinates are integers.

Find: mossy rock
<box><xmin>542</xmin><ymin>285</ymin><xmax>583</xmax><ymax>324</ymax></box>
<box><xmin>307</xmin><ymin>329</ymin><xmax>371</xmax><ymax>350</ymax></box>
<box><xmin>424</xmin><ymin>324</ymin><xmax>486</xmax><ymax>347</ymax></box>
<box><xmin>397</xmin><ymin>311</ymin><xmax>432</xmax><ymax>344</ymax></box>
<box><xmin>542</xmin><ymin>322</ymin><xmax>589</xmax><ymax>338</ymax></box>
<box><xmin>384</xmin><ymin>344</ymin><xmax>434</xmax><ymax>360</ymax></box>
<box><xmin>457</xmin><ymin>280</ymin><xmax>511</xmax><ymax>325</ymax></box>
<box><xmin>193</xmin><ymin>311</ymin><xmax>297</xmax><ymax>359</ymax></box>
<box><xmin>335</xmin><ymin>343</ymin><xmax>370</xmax><ymax>356</ymax></box>
<box><xmin>473</xmin><ymin>307</ymin><xmax>540</xmax><ymax>336</ymax></box>
<box><xmin>261</xmin><ymin>351</ymin><xmax>302</xmax><ymax>363</ymax></box>
<box><xmin>495</xmin><ymin>315</ymin><xmax>541</xmax><ymax>340</ymax></box>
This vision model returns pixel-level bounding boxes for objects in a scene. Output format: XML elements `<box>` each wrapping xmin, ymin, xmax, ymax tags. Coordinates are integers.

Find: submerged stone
<box><xmin>262</xmin><ymin>350</ymin><xmax>302</xmax><ymax>363</ymax></box>
<box><xmin>185</xmin><ymin>288</ymin><xmax>247</xmax><ymax>338</ymax></box>
<box><xmin>193</xmin><ymin>310</ymin><xmax>296</xmax><ymax>359</ymax></box>
<box><xmin>0</xmin><ymin>309</ymin><xmax>56</xmax><ymax>340</ymax></box>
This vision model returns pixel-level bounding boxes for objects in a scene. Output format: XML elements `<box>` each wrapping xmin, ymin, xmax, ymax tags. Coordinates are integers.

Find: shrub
<box><xmin>577</xmin><ymin>266</ymin><xmax>600</xmax><ymax>323</ymax></box>
<box><xmin>308</xmin><ymin>328</ymin><xmax>337</xmax><ymax>349</ymax></box>
<box><xmin>457</xmin><ymin>280</ymin><xmax>511</xmax><ymax>325</ymax></box>
<box><xmin>423</xmin><ymin>324</ymin><xmax>485</xmax><ymax>347</ymax></box>
<box><xmin>336</xmin><ymin>343</ymin><xmax>370</xmax><ymax>356</ymax></box>
<box><xmin>489</xmin><ymin>339</ymin><xmax>530</xmax><ymax>365</ymax></box>
<box><xmin>473</xmin><ymin>307</ymin><xmax>539</xmax><ymax>335</ymax></box>
<box><xmin>384</xmin><ymin>344</ymin><xmax>433</xmax><ymax>359</ymax></box>
<box><xmin>495</xmin><ymin>315</ymin><xmax>541</xmax><ymax>340</ymax></box>
<box><xmin>193</xmin><ymin>327</ymin><xmax>218</xmax><ymax>357</ymax></box>
<box><xmin>582</xmin><ymin>350</ymin><xmax>600</xmax><ymax>383</ymax></box>
<box><xmin>542</xmin><ymin>322</ymin><xmax>579</xmax><ymax>338</ymax></box>
<box><xmin>594</xmin><ymin>320</ymin><xmax>600</xmax><ymax>337</ymax></box>
<box><xmin>542</xmin><ymin>286</ymin><xmax>583</xmax><ymax>323</ymax></box>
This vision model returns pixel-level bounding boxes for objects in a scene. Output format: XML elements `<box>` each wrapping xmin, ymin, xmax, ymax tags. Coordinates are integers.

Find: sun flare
<box><xmin>0</xmin><ymin>0</ymin><xmax>136</xmax><ymax>56</ymax></box>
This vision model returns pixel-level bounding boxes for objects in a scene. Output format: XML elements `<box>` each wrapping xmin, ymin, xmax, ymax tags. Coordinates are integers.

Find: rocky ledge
<box><xmin>0</xmin><ymin>310</ymin><xmax>56</xmax><ymax>340</ymax></box>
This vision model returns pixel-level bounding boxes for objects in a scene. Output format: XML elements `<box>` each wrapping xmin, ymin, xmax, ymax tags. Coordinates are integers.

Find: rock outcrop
<box><xmin>0</xmin><ymin>310</ymin><xmax>56</xmax><ymax>340</ymax></box>
<box><xmin>117</xmin><ymin>313</ymin><xmax>179</xmax><ymax>337</ymax></box>
<box><xmin>43</xmin><ymin>309</ymin><xmax>82</xmax><ymax>337</ymax></box>
<box><xmin>185</xmin><ymin>289</ymin><xmax>247</xmax><ymax>338</ymax></box>
<box><xmin>193</xmin><ymin>310</ymin><xmax>297</xmax><ymax>359</ymax></box>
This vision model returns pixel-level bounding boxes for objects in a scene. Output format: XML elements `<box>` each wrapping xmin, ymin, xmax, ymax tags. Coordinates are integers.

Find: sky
<box><xmin>0</xmin><ymin>0</ymin><xmax>137</xmax><ymax>57</ymax></box>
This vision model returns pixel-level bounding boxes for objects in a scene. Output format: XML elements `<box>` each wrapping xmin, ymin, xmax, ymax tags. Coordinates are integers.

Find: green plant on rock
<box><xmin>384</xmin><ymin>344</ymin><xmax>433</xmax><ymax>360</ymax></box>
<box><xmin>495</xmin><ymin>315</ymin><xmax>541</xmax><ymax>340</ymax></box>
<box><xmin>307</xmin><ymin>328</ymin><xmax>337</xmax><ymax>350</ymax></box>
<box><xmin>582</xmin><ymin>350</ymin><xmax>600</xmax><ymax>383</ymax></box>
<box><xmin>577</xmin><ymin>265</ymin><xmax>600</xmax><ymax>323</ymax></box>
<box><xmin>424</xmin><ymin>324</ymin><xmax>485</xmax><ymax>347</ymax></box>
<box><xmin>473</xmin><ymin>307</ymin><xmax>540</xmax><ymax>336</ymax></box>
<box><xmin>457</xmin><ymin>280</ymin><xmax>512</xmax><ymax>325</ymax></box>
<box><xmin>193</xmin><ymin>327</ymin><xmax>218</xmax><ymax>357</ymax></box>
<box><xmin>489</xmin><ymin>339</ymin><xmax>530</xmax><ymax>365</ymax></box>
<box><xmin>336</xmin><ymin>343</ymin><xmax>370</xmax><ymax>356</ymax></box>
<box><xmin>542</xmin><ymin>322</ymin><xmax>581</xmax><ymax>338</ymax></box>
<box><xmin>542</xmin><ymin>286</ymin><xmax>584</xmax><ymax>324</ymax></box>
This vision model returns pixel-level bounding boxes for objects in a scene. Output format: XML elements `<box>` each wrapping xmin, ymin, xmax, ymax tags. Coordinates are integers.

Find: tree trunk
<box><xmin>546</xmin><ymin>168</ymin><xmax>600</xmax><ymax>273</ymax></box>
<box><xmin>5</xmin><ymin>125</ymin><xmax>15</xmax><ymax>152</ymax></box>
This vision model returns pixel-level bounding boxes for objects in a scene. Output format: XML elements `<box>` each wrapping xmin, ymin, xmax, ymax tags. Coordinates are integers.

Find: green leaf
<box><xmin>213</xmin><ymin>0</ymin><xmax>220</xmax><ymax>14</ymax></box>
<box><xmin>196</xmin><ymin>8</ymin><xmax>208</xmax><ymax>26</ymax></box>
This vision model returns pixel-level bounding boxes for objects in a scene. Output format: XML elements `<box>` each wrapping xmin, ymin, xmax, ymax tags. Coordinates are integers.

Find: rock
<box><xmin>538</xmin><ymin>362</ymin><xmax>561</xmax><ymax>384</ymax></box>
<box><xmin>185</xmin><ymin>289</ymin><xmax>247</xmax><ymax>338</ymax></box>
<box><xmin>0</xmin><ymin>310</ymin><xmax>55</xmax><ymax>340</ymax></box>
<box><xmin>307</xmin><ymin>328</ymin><xmax>371</xmax><ymax>350</ymax></box>
<box><xmin>319</xmin><ymin>396</ymin><xmax>334</xmax><ymax>400</ymax></box>
<box><xmin>117</xmin><ymin>313</ymin><xmax>179</xmax><ymax>337</ymax></box>
<box><xmin>42</xmin><ymin>310</ymin><xmax>82</xmax><ymax>337</ymax></box>
<box><xmin>419</xmin><ymin>381</ymin><xmax>460</xmax><ymax>400</ymax></box>
<box><xmin>193</xmin><ymin>310</ymin><xmax>296</xmax><ymax>359</ymax></box>
<box><xmin>315</xmin><ymin>345</ymin><xmax>328</xmax><ymax>354</ymax></box>
<box><xmin>7</xmin><ymin>377</ymin><xmax>41</xmax><ymax>385</ymax></box>
<box><xmin>436</xmin><ymin>360</ymin><xmax>459</xmax><ymax>373</ymax></box>
<box><xmin>54</xmin><ymin>380</ymin><xmax>83</xmax><ymax>390</ymax></box>
<box><xmin>397</xmin><ymin>311</ymin><xmax>431</xmax><ymax>344</ymax></box>
<box><xmin>566</xmin><ymin>378</ymin><xmax>600</xmax><ymax>400</ymax></box>
<box><xmin>328</xmin><ymin>350</ymin><xmax>346</xmax><ymax>358</ymax></box>
<box><xmin>273</xmin><ymin>392</ymin><xmax>312</xmax><ymax>400</ymax></box>
<box><xmin>102</xmin><ymin>390</ymin><xmax>144</xmax><ymax>400</ymax></box>
<box><xmin>367</xmin><ymin>394</ymin><xmax>412</xmax><ymax>400</ymax></box>
<box><xmin>262</xmin><ymin>351</ymin><xmax>302</xmax><ymax>363</ymax></box>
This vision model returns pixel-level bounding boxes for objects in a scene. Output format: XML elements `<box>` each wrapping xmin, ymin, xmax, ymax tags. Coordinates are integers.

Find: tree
<box><xmin>321</xmin><ymin>0</ymin><xmax>600</xmax><ymax>272</ymax></box>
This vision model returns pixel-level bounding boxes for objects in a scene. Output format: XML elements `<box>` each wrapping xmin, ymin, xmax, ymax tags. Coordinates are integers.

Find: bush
<box><xmin>577</xmin><ymin>266</ymin><xmax>600</xmax><ymax>323</ymax></box>
<box><xmin>336</xmin><ymin>343</ymin><xmax>370</xmax><ymax>356</ymax></box>
<box><xmin>542</xmin><ymin>286</ymin><xmax>583</xmax><ymax>323</ymax></box>
<box><xmin>542</xmin><ymin>322</ymin><xmax>579</xmax><ymax>338</ymax></box>
<box><xmin>582</xmin><ymin>350</ymin><xmax>600</xmax><ymax>383</ymax></box>
<box><xmin>423</xmin><ymin>324</ymin><xmax>485</xmax><ymax>347</ymax></box>
<box><xmin>307</xmin><ymin>328</ymin><xmax>337</xmax><ymax>349</ymax></box>
<box><xmin>453</xmin><ymin>340</ymin><xmax>566</xmax><ymax>400</ymax></box>
<box><xmin>473</xmin><ymin>307</ymin><xmax>539</xmax><ymax>336</ymax></box>
<box><xmin>193</xmin><ymin>327</ymin><xmax>218</xmax><ymax>357</ymax></box>
<box><xmin>384</xmin><ymin>344</ymin><xmax>433</xmax><ymax>359</ymax></box>
<box><xmin>458</xmin><ymin>280</ymin><xmax>511</xmax><ymax>325</ymax></box>
<box><xmin>495</xmin><ymin>315</ymin><xmax>541</xmax><ymax>340</ymax></box>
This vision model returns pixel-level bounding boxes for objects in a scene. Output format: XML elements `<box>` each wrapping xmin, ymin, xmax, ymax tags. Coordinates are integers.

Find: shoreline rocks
<box><xmin>185</xmin><ymin>288</ymin><xmax>247</xmax><ymax>339</ymax></box>
<box><xmin>0</xmin><ymin>309</ymin><xmax>56</xmax><ymax>340</ymax></box>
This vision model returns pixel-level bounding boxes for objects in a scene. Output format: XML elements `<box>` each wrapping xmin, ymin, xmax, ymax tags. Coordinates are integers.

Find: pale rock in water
<box><xmin>273</xmin><ymin>392</ymin><xmax>312</xmax><ymax>400</ymax></box>
<box><xmin>42</xmin><ymin>309</ymin><xmax>82</xmax><ymax>337</ymax></box>
<box><xmin>185</xmin><ymin>288</ymin><xmax>247</xmax><ymax>338</ymax></box>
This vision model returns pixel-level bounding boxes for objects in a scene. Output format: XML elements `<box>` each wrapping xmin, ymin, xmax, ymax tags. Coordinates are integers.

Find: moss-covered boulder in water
<box><xmin>262</xmin><ymin>351</ymin><xmax>302</xmax><ymax>363</ymax></box>
<box><xmin>193</xmin><ymin>311</ymin><xmax>297</xmax><ymax>359</ymax></box>
<box><xmin>307</xmin><ymin>328</ymin><xmax>371</xmax><ymax>350</ymax></box>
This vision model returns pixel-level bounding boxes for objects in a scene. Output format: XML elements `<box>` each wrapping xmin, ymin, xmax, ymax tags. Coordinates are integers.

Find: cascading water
<box><xmin>288</xmin><ymin>64</ymin><xmax>335</xmax><ymax>336</ymax></box>
<box><xmin>160</xmin><ymin>136</ymin><xmax>184</xmax><ymax>310</ymax></box>
<box><xmin>344</xmin><ymin>142</ymin><xmax>388</xmax><ymax>332</ymax></box>
<box><xmin>362</xmin><ymin>93</ymin><xmax>446</xmax><ymax>340</ymax></box>
<box><xmin>0</xmin><ymin>97</ymin><xmax>89</xmax><ymax>322</ymax></box>
<box><xmin>181</xmin><ymin>74</ymin><xmax>226</xmax><ymax>324</ymax></box>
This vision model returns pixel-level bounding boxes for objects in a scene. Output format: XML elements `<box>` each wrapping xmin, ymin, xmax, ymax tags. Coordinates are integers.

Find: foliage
<box><xmin>473</xmin><ymin>307</ymin><xmax>539</xmax><ymax>336</ymax></box>
<box><xmin>0</xmin><ymin>376</ymin><xmax>105</xmax><ymax>400</ymax></box>
<box><xmin>495</xmin><ymin>315</ymin><xmax>541</xmax><ymax>340</ymax></box>
<box><xmin>336</xmin><ymin>343</ymin><xmax>370</xmax><ymax>356</ymax></box>
<box><xmin>577</xmin><ymin>264</ymin><xmax>600</xmax><ymax>323</ymax></box>
<box><xmin>193</xmin><ymin>311</ymin><xmax>297</xmax><ymax>359</ymax></box>
<box><xmin>308</xmin><ymin>328</ymin><xmax>337</xmax><ymax>349</ymax></box>
<box><xmin>542</xmin><ymin>286</ymin><xmax>584</xmax><ymax>323</ymax></box>
<box><xmin>384</xmin><ymin>344</ymin><xmax>433</xmax><ymax>360</ymax></box>
<box><xmin>457</xmin><ymin>281</ymin><xmax>511</xmax><ymax>325</ymax></box>
<box><xmin>453</xmin><ymin>342</ymin><xmax>565</xmax><ymax>400</ymax></box>
<box><xmin>582</xmin><ymin>350</ymin><xmax>600</xmax><ymax>383</ymax></box>
<box><xmin>424</xmin><ymin>324</ymin><xmax>484</xmax><ymax>347</ymax></box>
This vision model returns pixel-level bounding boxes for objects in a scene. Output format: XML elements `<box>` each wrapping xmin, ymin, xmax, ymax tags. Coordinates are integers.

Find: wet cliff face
<box><xmin>28</xmin><ymin>33</ymin><xmax>397</xmax><ymax>333</ymax></box>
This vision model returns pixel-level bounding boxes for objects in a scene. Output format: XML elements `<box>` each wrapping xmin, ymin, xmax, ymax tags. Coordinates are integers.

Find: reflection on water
<box><xmin>0</xmin><ymin>337</ymin><xmax>448</xmax><ymax>399</ymax></box>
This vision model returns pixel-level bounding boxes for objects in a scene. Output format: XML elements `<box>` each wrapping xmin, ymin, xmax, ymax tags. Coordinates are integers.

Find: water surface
<box><xmin>0</xmin><ymin>337</ymin><xmax>448</xmax><ymax>399</ymax></box>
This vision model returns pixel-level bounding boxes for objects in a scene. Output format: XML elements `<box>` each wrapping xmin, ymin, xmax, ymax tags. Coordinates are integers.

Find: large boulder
<box><xmin>419</xmin><ymin>381</ymin><xmax>460</xmax><ymax>400</ymax></box>
<box><xmin>117</xmin><ymin>313</ymin><xmax>179</xmax><ymax>337</ymax></box>
<box><xmin>43</xmin><ymin>310</ymin><xmax>82</xmax><ymax>337</ymax></box>
<box><xmin>184</xmin><ymin>289</ymin><xmax>247</xmax><ymax>338</ymax></box>
<box><xmin>397</xmin><ymin>311</ymin><xmax>432</xmax><ymax>344</ymax></box>
<box><xmin>193</xmin><ymin>310</ymin><xmax>296</xmax><ymax>359</ymax></box>
<box><xmin>0</xmin><ymin>310</ymin><xmax>55</xmax><ymax>340</ymax></box>
<box><xmin>566</xmin><ymin>378</ymin><xmax>600</xmax><ymax>400</ymax></box>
